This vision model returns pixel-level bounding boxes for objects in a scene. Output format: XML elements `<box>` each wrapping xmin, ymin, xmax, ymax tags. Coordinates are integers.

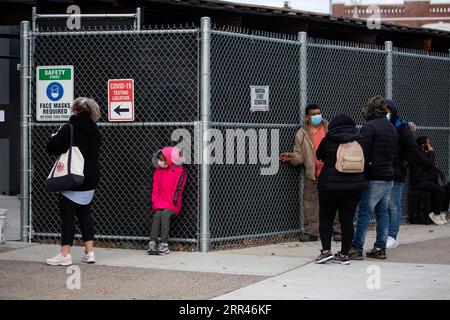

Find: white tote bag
<box><xmin>46</xmin><ymin>124</ymin><xmax>85</xmax><ymax>192</ymax></box>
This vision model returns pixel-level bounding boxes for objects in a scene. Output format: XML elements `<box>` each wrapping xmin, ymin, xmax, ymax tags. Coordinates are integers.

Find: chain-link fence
<box><xmin>23</xmin><ymin>17</ymin><xmax>450</xmax><ymax>251</ymax></box>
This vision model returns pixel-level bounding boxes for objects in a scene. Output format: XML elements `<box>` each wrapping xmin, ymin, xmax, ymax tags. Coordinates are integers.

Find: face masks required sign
<box><xmin>36</xmin><ymin>66</ymin><xmax>74</xmax><ymax>121</ymax></box>
<box><xmin>250</xmin><ymin>86</ymin><xmax>270</xmax><ymax>112</ymax></box>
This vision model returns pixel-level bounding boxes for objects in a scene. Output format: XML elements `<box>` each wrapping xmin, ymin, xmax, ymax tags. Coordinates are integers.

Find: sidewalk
<box><xmin>1</xmin><ymin>223</ymin><xmax>450</xmax><ymax>299</ymax></box>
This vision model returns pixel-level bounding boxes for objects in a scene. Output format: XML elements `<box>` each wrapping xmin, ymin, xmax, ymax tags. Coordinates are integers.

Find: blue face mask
<box><xmin>386</xmin><ymin>113</ymin><xmax>391</xmax><ymax>121</ymax></box>
<box><xmin>310</xmin><ymin>114</ymin><xmax>323</xmax><ymax>126</ymax></box>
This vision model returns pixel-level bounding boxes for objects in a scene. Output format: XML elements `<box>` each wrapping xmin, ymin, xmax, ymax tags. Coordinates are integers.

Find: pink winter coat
<box><xmin>151</xmin><ymin>147</ymin><xmax>187</xmax><ymax>216</ymax></box>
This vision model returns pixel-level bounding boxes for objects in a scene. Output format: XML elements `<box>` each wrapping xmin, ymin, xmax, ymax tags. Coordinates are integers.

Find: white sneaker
<box><xmin>440</xmin><ymin>212</ymin><xmax>448</xmax><ymax>225</ymax></box>
<box><xmin>386</xmin><ymin>236</ymin><xmax>399</xmax><ymax>249</ymax></box>
<box><xmin>46</xmin><ymin>252</ymin><xmax>72</xmax><ymax>266</ymax></box>
<box><xmin>429</xmin><ymin>212</ymin><xmax>444</xmax><ymax>225</ymax></box>
<box><xmin>82</xmin><ymin>251</ymin><xmax>95</xmax><ymax>264</ymax></box>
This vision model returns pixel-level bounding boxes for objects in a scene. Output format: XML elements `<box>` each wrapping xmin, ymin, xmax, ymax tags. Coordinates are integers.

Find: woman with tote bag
<box><xmin>46</xmin><ymin>97</ymin><xmax>101</xmax><ymax>266</ymax></box>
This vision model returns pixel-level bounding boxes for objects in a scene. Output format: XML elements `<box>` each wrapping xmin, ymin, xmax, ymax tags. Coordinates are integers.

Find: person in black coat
<box><xmin>314</xmin><ymin>114</ymin><xmax>366</xmax><ymax>265</ymax></box>
<box><xmin>410</xmin><ymin>136</ymin><xmax>449</xmax><ymax>225</ymax></box>
<box><xmin>385</xmin><ymin>99</ymin><xmax>418</xmax><ymax>248</ymax></box>
<box><xmin>350</xmin><ymin>95</ymin><xmax>398</xmax><ymax>260</ymax></box>
<box><xmin>46</xmin><ymin>97</ymin><xmax>101</xmax><ymax>266</ymax></box>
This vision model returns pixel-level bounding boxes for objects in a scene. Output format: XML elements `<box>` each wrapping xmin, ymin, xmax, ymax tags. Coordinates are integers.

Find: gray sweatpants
<box><xmin>150</xmin><ymin>209</ymin><xmax>175</xmax><ymax>243</ymax></box>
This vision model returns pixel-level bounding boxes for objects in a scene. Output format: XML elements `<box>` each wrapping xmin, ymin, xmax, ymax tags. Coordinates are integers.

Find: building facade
<box><xmin>333</xmin><ymin>0</ymin><xmax>450</xmax><ymax>30</ymax></box>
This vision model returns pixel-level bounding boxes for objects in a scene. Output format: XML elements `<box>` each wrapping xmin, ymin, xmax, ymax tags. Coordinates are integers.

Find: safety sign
<box><xmin>108</xmin><ymin>79</ymin><xmax>135</xmax><ymax>121</ymax></box>
<box><xmin>36</xmin><ymin>66</ymin><xmax>74</xmax><ymax>121</ymax></box>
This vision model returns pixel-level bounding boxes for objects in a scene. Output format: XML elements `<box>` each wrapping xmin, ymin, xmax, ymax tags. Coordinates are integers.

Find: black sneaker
<box><xmin>147</xmin><ymin>241</ymin><xmax>159</xmax><ymax>255</ymax></box>
<box><xmin>299</xmin><ymin>233</ymin><xmax>319</xmax><ymax>242</ymax></box>
<box><xmin>158</xmin><ymin>242</ymin><xmax>170</xmax><ymax>255</ymax></box>
<box><xmin>366</xmin><ymin>247</ymin><xmax>387</xmax><ymax>259</ymax></box>
<box><xmin>314</xmin><ymin>250</ymin><xmax>334</xmax><ymax>264</ymax></box>
<box><xmin>348</xmin><ymin>247</ymin><xmax>364</xmax><ymax>260</ymax></box>
<box><xmin>333</xmin><ymin>252</ymin><xmax>350</xmax><ymax>265</ymax></box>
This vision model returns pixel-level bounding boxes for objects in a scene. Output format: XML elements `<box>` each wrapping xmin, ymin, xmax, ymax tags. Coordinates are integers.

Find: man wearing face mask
<box><xmin>280</xmin><ymin>104</ymin><xmax>341</xmax><ymax>242</ymax></box>
<box><xmin>385</xmin><ymin>99</ymin><xmax>418</xmax><ymax>248</ymax></box>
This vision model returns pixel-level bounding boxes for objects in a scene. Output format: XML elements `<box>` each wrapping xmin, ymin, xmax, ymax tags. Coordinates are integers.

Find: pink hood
<box><xmin>151</xmin><ymin>147</ymin><xmax>187</xmax><ymax>215</ymax></box>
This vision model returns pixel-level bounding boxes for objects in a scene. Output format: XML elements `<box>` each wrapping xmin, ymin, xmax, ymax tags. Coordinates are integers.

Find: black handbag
<box><xmin>437</xmin><ymin>168</ymin><xmax>448</xmax><ymax>186</ymax></box>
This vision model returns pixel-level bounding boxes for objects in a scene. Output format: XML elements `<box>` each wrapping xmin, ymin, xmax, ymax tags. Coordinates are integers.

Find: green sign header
<box><xmin>39</xmin><ymin>68</ymin><xmax>72</xmax><ymax>80</ymax></box>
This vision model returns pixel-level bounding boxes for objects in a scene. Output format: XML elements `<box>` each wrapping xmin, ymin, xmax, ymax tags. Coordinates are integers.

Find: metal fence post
<box><xmin>19</xmin><ymin>21</ymin><xmax>31</xmax><ymax>242</ymax></box>
<box><xmin>200</xmin><ymin>17</ymin><xmax>211</xmax><ymax>253</ymax></box>
<box><xmin>298</xmin><ymin>31</ymin><xmax>307</xmax><ymax>235</ymax></box>
<box><xmin>385</xmin><ymin>41</ymin><xmax>393</xmax><ymax>100</ymax></box>
<box><xmin>136</xmin><ymin>7</ymin><xmax>141</xmax><ymax>31</ymax></box>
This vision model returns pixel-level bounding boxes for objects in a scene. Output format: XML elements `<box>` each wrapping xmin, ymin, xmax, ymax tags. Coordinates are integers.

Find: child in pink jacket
<box><xmin>148</xmin><ymin>146</ymin><xmax>187</xmax><ymax>255</ymax></box>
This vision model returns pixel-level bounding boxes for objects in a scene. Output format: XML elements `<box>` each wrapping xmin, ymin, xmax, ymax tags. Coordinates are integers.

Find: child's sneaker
<box><xmin>158</xmin><ymin>242</ymin><xmax>170</xmax><ymax>255</ymax></box>
<box><xmin>82</xmin><ymin>251</ymin><xmax>95</xmax><ymax>264</ymax></box>
<box><xmin>147</xmin><ymin>241</ymin><xmax>158</xmax><ymax>255</ymax></box>
<box><xmin>314</xmin><ymin>250</ymin><xmax>334</xmax><ymax>264</ymax></box>
<box><xmin>333</xmin><ymin>252</ymin><xmax>350</xmax><ymax>265</ymax></box>
<box><xmin>46</xmin><ymin>252</ymin><xmax>72</xmax><ymax>266</ymax></box>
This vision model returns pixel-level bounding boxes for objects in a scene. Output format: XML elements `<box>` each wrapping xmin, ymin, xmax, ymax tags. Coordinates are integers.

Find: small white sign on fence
<box><xmin>250</xmin><ymin>86</ymin><xmax>270</xmax><ymax>112</ymax></box>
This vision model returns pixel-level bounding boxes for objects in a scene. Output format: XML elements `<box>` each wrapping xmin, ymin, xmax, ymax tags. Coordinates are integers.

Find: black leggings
<box><xmin>319</xmin><ymin>191</ymin><xmax>363</xmax><ymax>255</ymax></box>
<box><xmin>59</xmin><ymin>195</ymin><xmax>95</xmax><ymax>246</ymax></box>
<box><xmin>417</xmin><ymin>181</ymin><xmax>450</xmax><ymax>215</ymax></box>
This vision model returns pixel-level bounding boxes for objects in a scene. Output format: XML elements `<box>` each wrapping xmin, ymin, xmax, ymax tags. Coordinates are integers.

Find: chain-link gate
<box><xmin>27</xmin><ymin>20</ymin><xmax>201</xmax><ymax>250</ymax></box>
<box><xmin>19</xmin><ymin>14</ymin><xmax>450</xmax><ymax>252</ymax></box>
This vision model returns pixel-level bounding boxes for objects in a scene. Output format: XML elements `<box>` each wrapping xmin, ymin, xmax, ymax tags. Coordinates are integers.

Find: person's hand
<box><xmin>280</xmin><ymin>152</ymin><xmax>295</xmax><ymax>162</ymax></box>
<box><xmin>427</xmin><ymin>143</ymin><xmax>434</xmax><ymax>152</ymax></box>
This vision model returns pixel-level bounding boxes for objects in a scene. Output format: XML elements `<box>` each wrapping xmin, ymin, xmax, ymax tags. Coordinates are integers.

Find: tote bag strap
<box><xmin>49</xmin><ymin>123</ymin><xmax>74</xmax><ymax>179</ymax></box>
<box><xmin>67</xmin><ymin>123</ymin><xmax>74</xmax><ymax>175</ymax></box>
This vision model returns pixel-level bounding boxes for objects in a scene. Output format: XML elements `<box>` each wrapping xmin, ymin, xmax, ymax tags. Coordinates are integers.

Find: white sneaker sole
<box><xmin>46</xmin><ymin>260</ymin><xmax>72</xmax><ymax>266</ymax></box>
<box><xmin>82</xmin><ymin>260</ymin><xmax>95</xmax><ymax>264</ymax></box>
<box><xmin>314</xmin><ymin>255</ymin><xmax>334</xmax><ymax>264</ymax></box>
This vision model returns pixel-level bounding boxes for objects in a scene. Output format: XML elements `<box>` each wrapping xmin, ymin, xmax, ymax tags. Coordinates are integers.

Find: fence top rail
<box><xmin>32</xmin><ymin>23</ymin><xmax>198</xmax><ymax>36</ymax></box>
<box><xmin>35</xmin><ymin>13</ymin><xmax>138</xmax><ymax>19</ymax></box>
<box><xmin>308</xmin><ymin>37</ymin><xmax>385</xmax><ymax>51</ymax></box>
<box><xmin>212</xmin><ymin>24</ymin><xmax>298</xmax><ymax>41</ymax></box>
<box><xmin>34</xmin><ymin>29</ymin><xmax>199</xmax><ymax>37</ymax></box>
<box><xmin>393</xmin><ymin>48</ymin><xmax>450</xmax><ymax>61</ymax></box>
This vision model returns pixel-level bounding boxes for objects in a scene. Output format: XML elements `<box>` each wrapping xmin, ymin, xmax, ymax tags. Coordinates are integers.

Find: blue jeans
<box><xmin>352</xmin><ymin>180</ymin><xmax>394</xmax><ymax>253</ymax></box>
<box><xmin>388</xmin><ymin>182</ymin><xmax>404</xmax><ymax>240</ymax></box>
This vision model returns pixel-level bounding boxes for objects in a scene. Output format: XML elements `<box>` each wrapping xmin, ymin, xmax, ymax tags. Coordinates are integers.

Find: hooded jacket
<box><xmin>151</xmin><ymin>146</ymin><xmax>187</xmax><ymax>216</ymax></box>
<box><xmin>360</xmin><ymin>97</ymin><xmax>398</xmax><ymax>181</ymax></box>
<box><xmin>290</xmin><ymin>119</ymin><xmax>328</xmax><ymax>181</ymax></box>
<box><xmin>386</xmin><ymin>99</ymin><xmax>418</xmax><ymax>182</ymax></box>
<box><xmin>316</xmin><ymin>114</ymin><xmax>366</xmax><ymax>192</ymax></box>
<box><xmin>47</xmin><ymin>114</ymin><xmax>101</xmax><ymax>191</ymax></box>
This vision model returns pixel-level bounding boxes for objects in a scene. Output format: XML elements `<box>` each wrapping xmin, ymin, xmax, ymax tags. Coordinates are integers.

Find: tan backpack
<box><xmin>335</xmin><ymin>141</ymin><xmax>364</xmax><ymax>173</ymax></box>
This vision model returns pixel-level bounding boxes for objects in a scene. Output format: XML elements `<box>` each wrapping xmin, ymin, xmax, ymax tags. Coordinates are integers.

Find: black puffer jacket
<box><xmin>47</xmin><ymin>114</ymin><xmax>101</xmax><ymax>191</ymax></box>
<box><xmin>386</xmin><ymin>100</ymin><xmax>418</xmax><ymax>182</ymax></box>
<box><xmin>361</xmin><ymin>114</ymin><xmax>398</xmax><ymax>181</ymax></box>
<box><xmin>316</xmin><ymin>114</ymin><xmax>366</xmax><ymax>192</ymax></box>
<box><xmin>410</xmin><ymin>149</ymin><xmax>438</xmax><ymax>184</ymax></box>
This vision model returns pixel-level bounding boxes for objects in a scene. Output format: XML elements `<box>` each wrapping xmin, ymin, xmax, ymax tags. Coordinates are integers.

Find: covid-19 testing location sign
<box><xmin>36</xmin><ymin>66</ymin><xmax>74</xmax><ymax>121</ymax></box>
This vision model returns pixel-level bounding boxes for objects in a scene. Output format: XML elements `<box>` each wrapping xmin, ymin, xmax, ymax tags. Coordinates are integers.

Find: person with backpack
<box><xmin>349</xmin><ymin>96</ymin><xmax>398</xmax><ymax>260</ymax></box>
<box><xmin>385</xmin><ymin>99</ymin><xmax>418</xmax><ymax>248</ymax></box>
<box><xmin>280</xmin><ymin>104</ymin><xmax>341</xmax><ymax>242</ymax></box>
<box><xmin>314</xmin><ymin>114</ymin><xmax>366</xmax><ymax>265</ymax></box>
